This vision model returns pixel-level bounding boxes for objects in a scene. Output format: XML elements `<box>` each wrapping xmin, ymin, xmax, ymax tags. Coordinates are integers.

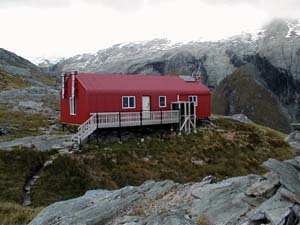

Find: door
<box><xmin>142</xmin><ymin>96</ymin><xmax>151</xmax><ymax>119</ymax></box>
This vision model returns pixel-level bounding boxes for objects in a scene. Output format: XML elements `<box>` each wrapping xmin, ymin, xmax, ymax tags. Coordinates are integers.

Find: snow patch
<box><xmin>286</xmin><ymin>20</ymin><xmax>300</xmax><ymax>38</ymax></box>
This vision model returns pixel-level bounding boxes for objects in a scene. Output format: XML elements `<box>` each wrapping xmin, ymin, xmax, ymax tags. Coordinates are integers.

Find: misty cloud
<box><xmin>0</xmin><ymin>0</ymin><xmax>71</xmax><ymax>8</ymax></box>
<box><xmin>201</xmin><ymin>0</ymin><xmax>300</xmax><ymax>18</ymax></box>
<box><xmin>0</xmin><ymin>0</ymin><xmax>299</xmax><ymax>17</ymax></box>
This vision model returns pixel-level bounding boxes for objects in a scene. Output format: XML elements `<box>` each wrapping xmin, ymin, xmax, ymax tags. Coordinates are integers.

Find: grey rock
<box><xmin>285</xmin><ymin>132</ymin><xmax>300</xmax><ymax>154</ymax></box>
<box><xmin>245</xmin><ymin>172</ymin><xmax>280</xmax><ymax>197</ymax></box>
<box><xmin>280</xmin><ymin>188</ymin><xmax>300</xmax><ymax>204</ymax></box>
<box><xmin>0</xmin><ymin>135</ymin><xmax>71</xmax><ymax>151</ymax></box>
<box><xmin>190</xmin><ymin>175</ymin><xmax>259</xmax><ymax>225</ymax></box>
<box><xmin>222</xmin><ymin>114</ymin><xmax>253</xmax><ymax>124</ymax></box>
<box><xmin>263</xmin><ymin>159</ymin><xmax>300</xmax><ymax>196</ymax></box>
<box><xmin>0</xmin><ymin>86</ymin><xmax>59</xmax><ymax>114</ymax></box>
<box><xmin>30</xmin><ymin>156</ymin><xmax>300</xmax><ymax>225</ymax></box>
<box><xmin>29</xmin><ymin>181</ymin><xmax>177</xmax><ymax>225</ymax></box>
<box><xmin>245</xmin><ymin>191</ymin><xmax>293</xmax><ymax>225</ymax></box>
<box><xmin>0</xmin><ymin>127</ymin><xmax>8</xmax><ymax>136</ymax></box>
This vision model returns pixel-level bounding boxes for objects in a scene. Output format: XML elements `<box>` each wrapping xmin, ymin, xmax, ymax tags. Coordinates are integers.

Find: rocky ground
<box><xmin>0</xmin><ymin>134</ymin><xmax>72</xmax><ymax>151</ymax></box>
<box><xmin>29</xmin><ymin>157</ymin><xmax>300</xmax><ymax>225</ymax></box>
<box><xmin>285</xmin><ymin>130</ymin><xmax>300</xmax><ymax>155</ymax></box>
<box><xmin>0</xmin><ymin>86</ymin><xmax>59</xmax><ymax>114</ymax></box>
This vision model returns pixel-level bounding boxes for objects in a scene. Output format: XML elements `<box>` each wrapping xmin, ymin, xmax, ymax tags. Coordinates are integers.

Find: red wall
<box><xmin>61</xmin><ymin>76</ymin><xmax>90</xmax><ymax>125</ymax></box>
<box><xmin>61</xmin><ymin>77</ymin><xmax>211</xmax><ymax>125</ymax></box>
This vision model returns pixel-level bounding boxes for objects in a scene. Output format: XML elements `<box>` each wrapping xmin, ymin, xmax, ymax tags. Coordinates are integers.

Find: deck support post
<box><xmin>62</xmin><ymin>124</ymin><xmax>65</xmax><ymax>132</ymax></box>
<box><xmin>140</xmin><ymin>111</ymin><xmax>143</xmax><ymax>126</ymax></box>
<box><xmin>96</xmin><ymin>114</ymin><xmax>99</xmax><ymax>145</ymax></box>
<box><xmin>194</xmin><ymin>103</ymin><xmax>197</xmax><ymax>133</ymax></box>
<box><xmin>118</xmin><ymin>112</ymin><xmax>122</xmax><ymax>141</ymax></box>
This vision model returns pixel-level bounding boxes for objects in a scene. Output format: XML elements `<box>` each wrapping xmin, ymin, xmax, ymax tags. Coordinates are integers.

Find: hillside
<box><xmin>0</xmin><ymin>118</ymin><xmax>294</xmax><ymax>224</ymax></box>
<box><xmin>0</xmin><ymin>48</ymin><xmax>57</xmax><ymax>87</ymax></box>
<box><xmin>212</xmin><ymin>54</ymin><xmax>300</xmax><ymax>133</ymax></box>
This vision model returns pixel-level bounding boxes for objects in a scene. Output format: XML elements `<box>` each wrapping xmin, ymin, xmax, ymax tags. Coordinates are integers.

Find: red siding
<box><xmin>61</xmin><ymin>74</ymin><xmax>212</xmax><ymax>125</ymax></box>
<box><xmin>61</xmin><ymin>76</ymin><xmax>90</xmax><ymax>125</ymax></box>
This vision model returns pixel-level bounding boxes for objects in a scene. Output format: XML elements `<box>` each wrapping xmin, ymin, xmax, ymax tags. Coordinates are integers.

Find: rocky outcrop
<box><xmin>285</xmin><ymin>131</ymin><xmax>300</xmax><ymax>154</ymax></box>
<box><xmin>0</xmin><ymin>86</ymin><xmax>59</xmax><ymax>114</ymax></box>
<box><xmin>30</xmin><ymin>157</ymin><xmax>300</xmax><ymax>225</ymax></box>
<box><xmin>0</xmin><ymin>135</ymin><xmax>72</xmax><ymax>151</ymax></box>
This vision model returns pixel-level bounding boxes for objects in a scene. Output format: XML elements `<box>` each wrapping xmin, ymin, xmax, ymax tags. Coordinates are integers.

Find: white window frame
<box><xmin>122</xmin><ymin>96</ymin><xmax>136</xmax><ymax>109</ymax></box>
<box><xmin>189</xmin><ymin>96</ymin><xmax>198</xmax><ymax>106</ymax></box>
<box><xmin>159</xmin><ymin>96</ymin><xmax>167</xmax><ymax>108</ymax></box>
<box><xmin>70</xmin><ymin>96</ymin><xmax>76</xmax><ymax>115</ymax></box>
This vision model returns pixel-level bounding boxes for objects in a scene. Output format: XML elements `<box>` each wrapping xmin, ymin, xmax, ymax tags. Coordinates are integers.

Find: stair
<box><xmin>71</xmin><ymin>114</ymin><xmax>98</xmax><ymax>146</ymax></box>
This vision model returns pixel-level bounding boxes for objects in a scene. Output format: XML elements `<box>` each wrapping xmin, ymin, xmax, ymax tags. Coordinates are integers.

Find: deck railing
<box><xmin>92</xmin><ymin>110</ymin><xmax>180</xmax><ymax>128</ymax></box>
<box><xmin>72</xmin><ymin>110</ymin><xmax>180</xmax><ymax>144</ymax></box>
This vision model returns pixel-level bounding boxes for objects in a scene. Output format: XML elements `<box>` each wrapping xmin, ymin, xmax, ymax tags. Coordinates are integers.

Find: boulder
<box><xmin>30</xmin><ymin>158</ymin><xmax>300</xmax><ymax>225</ymax></box>
<box><xmin>263</xmin><ymin>159</ymin><xmax>300</xmax><ymax>197</ymax></box>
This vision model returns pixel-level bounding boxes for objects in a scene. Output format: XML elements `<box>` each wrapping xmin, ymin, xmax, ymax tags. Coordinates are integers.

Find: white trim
<box><xmin>61</xmin><ymin>74</ymin><xmax>65</xmax><ymax>99</ymax></box>
<box><xmin>189</xmin><ymin>95</ymin><xmax>198</xmax><ymax>106</ymax></box>
<box><xmin>70</xmin><ymin>96</ymin><xmax>76</xmax><ymax>115</ymax></box>
<box><xmin>122</xmin><ymin>96</ymin><xmax>136</xmax><ymax>109</ymax></box>
<box><xmin>159</xmin><ymin>96</ymin><xmax>167</xmax><ymax>108</ymax></box>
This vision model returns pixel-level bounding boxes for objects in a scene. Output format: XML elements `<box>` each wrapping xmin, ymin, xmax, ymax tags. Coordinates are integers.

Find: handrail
<box><xmin>72</xmin><ymin>110</ymin><xmax>180</xmax><ymax>145</ymax></box>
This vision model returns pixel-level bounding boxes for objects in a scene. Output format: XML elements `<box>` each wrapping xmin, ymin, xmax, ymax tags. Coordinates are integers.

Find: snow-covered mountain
<box><xmin>30</xmin><ymin>57</ymin><xmax>64</xmax><ymax>68</ymax></box>
<box><xmin>44</xmin><ymin>19</ymin><xmax>300</xmax><ymax>87</ymax></box>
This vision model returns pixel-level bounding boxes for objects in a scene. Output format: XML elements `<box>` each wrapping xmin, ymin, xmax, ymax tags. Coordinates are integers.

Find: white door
<box><xmin>142</xmin><ymin>96</ymin><xmax>151</xmax><ymax>119</ymax></box>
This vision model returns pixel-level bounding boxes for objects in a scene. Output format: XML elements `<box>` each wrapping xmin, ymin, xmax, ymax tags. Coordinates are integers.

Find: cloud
<box><xmin>0</xmin><ymin>0</ymin><xmax>71</xmax><ymax>8</ymax></box>
<box><xmin>199</xmin><ymin>0</ymin><xmax>300</xmax><ymax>18</ymax></box>
<box><xmin>0</xmin><ymin>0</ymin><xmax>299</xmax><ymax>17</ymax></box>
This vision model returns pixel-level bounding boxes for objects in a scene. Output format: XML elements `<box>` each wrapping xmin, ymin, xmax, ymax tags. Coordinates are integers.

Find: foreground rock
<box><xmin>30</xmin><ymin>157</ymin><xmax>300</xmax><ymax>225</ymax></box>
<box><xmin>0</xmin><ymin>134</ymin><xmax>72</xmax><ymax>151</ymax></box>
<box><xmin>286</xmin><ymin>131</ymin><xmax>300</xmax><ymax>155</ymax></box>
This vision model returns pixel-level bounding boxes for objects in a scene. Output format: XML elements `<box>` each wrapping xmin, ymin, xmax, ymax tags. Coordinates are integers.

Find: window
<box><xmin>122</xmin><ymin>96</ymin><xmax>136</xmax><ymax>108</ymax></box>
<box><xmin>159</xmin><ymin>96</ymin><xmax>167</xmax><ymax>107</ymax></box>
<box><xmin>189</xmin><ymin>96</ymin><xmax>198</xmax><ymax>106</ymax></box>
<box><xmin>70</xmin><ymin>96</ymin><xmax>76</xmax><ymax>115</ymax></box>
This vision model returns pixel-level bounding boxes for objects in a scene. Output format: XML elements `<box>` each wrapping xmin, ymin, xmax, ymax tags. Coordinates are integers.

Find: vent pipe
<box><xmin>71</xmin><ymin>72</ymin><xmax>76</xmax><ymax>98</ymax></box>
<box><xmin>61</xmin><ymin>73</ymin><xmax>65</xmax><ymax>99</ymax></box>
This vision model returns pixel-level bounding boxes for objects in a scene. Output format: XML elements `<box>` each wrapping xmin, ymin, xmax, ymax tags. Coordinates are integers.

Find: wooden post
<box><xmin>194</xmin><ymin>103</ymin><xmax>197</xmax><ymax>133</ymax></box>
<box><xmin>178</xmin><ymin>104</ymin><xmax>181</xmax><ymax>134</ymax></box>
<box><xmin>188</xmin><ymin>102</ymin><xmax>191</xmax><ymax>134</ymax></box>
<box><xmin>118</xmin><ymin>112</ymin><xmax>122</xmax><ymax>141</ymax></box>
<box><xmin>96</xmin><ymin>114</ymin><xmax>99</xmax><ymax>145</ymax></box>
<box><xmin>184</xmin><ymin>102</ymin><xmax>187</xmax><ymax>133</ymax></box>
<box><xmin>140</xmin><ymin>111</ymin><xmax>143</xmax><ymax>126</ymax></box>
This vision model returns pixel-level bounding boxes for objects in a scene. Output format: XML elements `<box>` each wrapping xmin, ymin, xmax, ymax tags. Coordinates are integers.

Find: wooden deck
<box><xmin>72</xmin><ymin>110</ymin><xmax>180</xmax><ymax>144</ymax></box>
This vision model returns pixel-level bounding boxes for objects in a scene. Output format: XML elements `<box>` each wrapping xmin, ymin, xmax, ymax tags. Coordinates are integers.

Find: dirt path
<box><xmin>22</xmin><ymin>154</ymin><xmax>59</xmax><ymax>206</ymax></box>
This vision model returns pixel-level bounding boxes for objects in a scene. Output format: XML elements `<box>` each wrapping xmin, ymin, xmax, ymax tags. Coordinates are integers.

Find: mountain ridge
<box><xmin>35</xmin><ymin>19</ymin><xmax>300</xmax><ymax>86</ymax></box>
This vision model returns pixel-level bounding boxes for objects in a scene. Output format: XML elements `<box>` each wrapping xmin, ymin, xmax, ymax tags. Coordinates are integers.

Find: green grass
<box><xmin>0</xmin><ymin>106</ymin><xmax>53</xmax><ymax>141</ymax></box>
<box><xmin>30</xmin><ymin>118</ymin><xmax>293</xmax><ymax>207</ymax></box>
<box><xmin>0</xmin><ymin>69</ymin><xmax>30</xmax><ymax>91</ymax></box>
<box><xmin>0</xmin><ymin>118</ymin><xmax>294</xmax><ymax>217</ymax></box>
<box><xmin>0</xmin><ymin>148</ymin><xmax>52</xmax><ymax>204</ymax></box>
<box><xmin>0</xmin><ymin>202</ymin><xmax>42</xmax><ymax>225</ymax></box>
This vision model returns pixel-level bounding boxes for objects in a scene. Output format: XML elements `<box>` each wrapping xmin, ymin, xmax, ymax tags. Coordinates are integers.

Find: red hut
<box><xmin>61</xmin><ymin>72</ymin><xmax>211</xmax><ymax>143</ymax></box>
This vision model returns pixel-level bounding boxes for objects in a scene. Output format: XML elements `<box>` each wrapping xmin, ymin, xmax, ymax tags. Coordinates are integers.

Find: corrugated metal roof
<box><xmin>76</xmin><ymin>73</ymin><xmax>210</xmax><ymax>94</ymax></box>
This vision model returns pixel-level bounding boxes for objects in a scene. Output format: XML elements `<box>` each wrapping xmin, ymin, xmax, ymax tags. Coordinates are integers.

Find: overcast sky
<box><xmin>0</xmin><ymin>0</ymin><xmax>300</xmax><ymax>61</ymax></box>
